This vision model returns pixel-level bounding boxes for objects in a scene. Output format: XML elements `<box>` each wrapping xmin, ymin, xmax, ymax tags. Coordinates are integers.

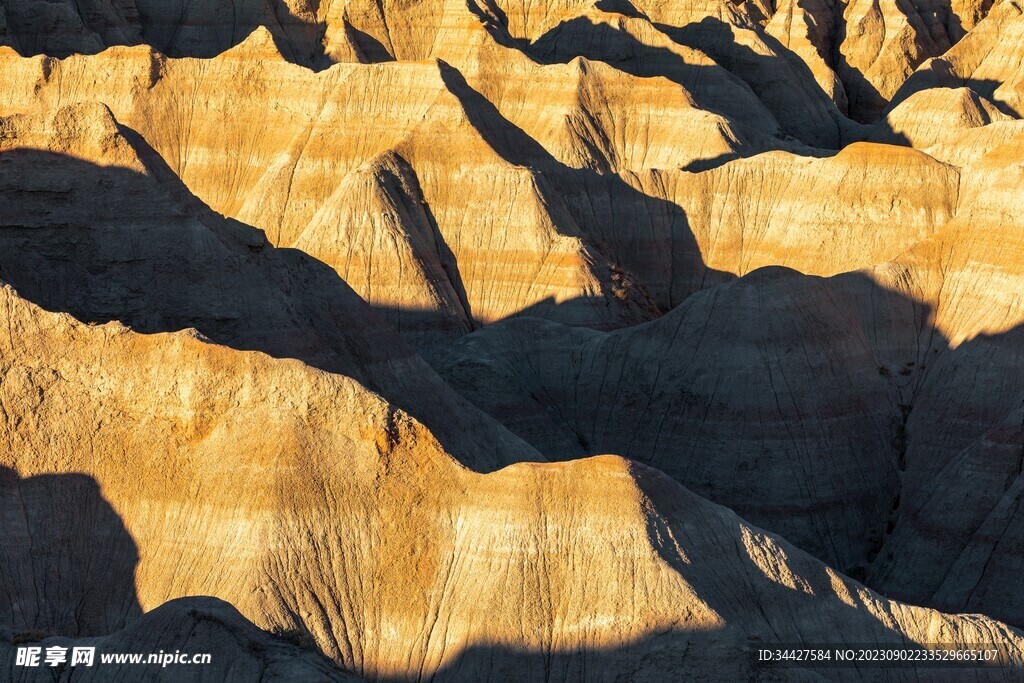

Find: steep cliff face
<box><xmin>889</xmin><ymin>0</ymin><xmax>1024</xmax><ymax>119</ymax></box>
<box><xmin>832</xmin><ymin>0</ymin><xmax>956</xmax><ymax>120</ymax></box>
<box><xmin>2</xmin><ymin>276</ymin><xmax>1022</xmax><ymax>680</ymax></box>
<box><xmin>435</xmin><ymin>125</ymin><xmax>1024</xmax><ymax>619</ymax></box>
<box><xmin>0</xmin><ymin>38</ymin><xmax>701</xmax><ymax>341</ymax></box>
<box><xmin>0</xmin><ymin>30</ymin><xmax>971</xmax><ymax>349</ymax></box>
<box><xmin>4</xmin><ymin>0</ymin><xmax>1024</xmax><ymax>677</ymax></box>
<box><xmin>0</xmin><ymin>104</ymin><xmax>535</xmax><ymax>471</ymax></box>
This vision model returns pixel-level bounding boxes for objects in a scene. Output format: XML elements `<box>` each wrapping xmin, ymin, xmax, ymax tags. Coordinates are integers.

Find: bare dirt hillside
<box><xmin>3</xmin><ymin>0</ymin><xmax>1024</xmax><ymax>679</ymax></box>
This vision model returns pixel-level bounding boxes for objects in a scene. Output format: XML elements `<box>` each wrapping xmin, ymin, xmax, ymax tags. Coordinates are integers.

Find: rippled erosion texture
<box><xmin>3</xmin><ymin>0</ymin><xmax>1024</xmax><ymax>680</ymax></box>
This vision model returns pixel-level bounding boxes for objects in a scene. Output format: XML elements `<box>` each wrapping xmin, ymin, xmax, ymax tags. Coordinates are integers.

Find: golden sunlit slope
<box><xmin>3</xmin><ymin>0</ymin><xmax>1024</xmax><ymax>678</ymax></box>
<box><xmin>2</xmin><ymin>274</ymin><xmax>1022</xmax><ymax>680</ymax></box>
<box><xmin>0</xmin><ymin>21</ymin><xmax>983</xmax><ymax>352</ymax></box>
<box><xmin>0</xmin><ymin>103</ymin><xmax>534</xmax><ymax>471</ymax></box>
<box><xmin>436</xmin><ymin>133</ymin><xmax>1024</xmax><ymax>621</ymax></box>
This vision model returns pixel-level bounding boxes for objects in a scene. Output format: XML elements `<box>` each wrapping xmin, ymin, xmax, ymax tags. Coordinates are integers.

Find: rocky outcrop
<box><xmin>867</xmin><ymin>86</ymin><xmax>1010</xmax><ymax>148</ymax></box>
<box><xmin>0</xmin><ymin>103</ymin><xmax>534</xmax><ymax>471</ymax></box>
<box><xmin>0</xmin><ymin>29</ymin><xmax>972</xmax><ymax>348</ymax></box>
<box><xmin>1</xmin><ymin>276</ymin><xmax>1022</xmax><ymax>679</ymax></box>
<box><xmin>436</xmin><ymin>268</ymin><xmax>914</xmax><ymax>576</ymax></box>
<box><xmin>889</xmin><ymin>0</ymin><xmax>1024</xmax><ymax>119</ymax></box>
<box><xmin>648</xmin><ymin>142</ymin><xmax>959</xmax><ymax>283</ymax></box>
<box><xmin>0</xmin><ymin>38</ymin><xmax>690</xmax><ymax>342</ymax></box>
<box><xmin>0</xmin><ymin>598</ymin><xmax>359</xmax><ymax>681</ymax></box>
<box><xmin>0</xmin><ymin>0</ymin><xmax>1004</xmax><ymax>128</ymax></box>
<box><xmin>435</xmin><ymin>126</ymin><xmax>1024</xmax><ymax>618</ymax></box>
<box><xmin>5</xmin><ymin>0</ymin><xmax>1024</xmax><ymax>677</ymax></box>
<box><xmin>765</xmin><ymin>0</ymin><xmax>848</xmax><ymax>110</ymax></box>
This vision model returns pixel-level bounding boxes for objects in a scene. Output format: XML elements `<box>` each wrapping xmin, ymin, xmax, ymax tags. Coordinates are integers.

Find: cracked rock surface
<box><xmin>3</xmin><ymin>0</ymin><xmax>1024</xmax><ymax>679</ymax></box>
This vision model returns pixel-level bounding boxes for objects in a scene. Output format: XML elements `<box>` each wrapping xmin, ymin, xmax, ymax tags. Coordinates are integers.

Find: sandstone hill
<box><xmin>2</xmin><ymin>267</ymin><xmax>1022</xmax><ymax>680</ymax></box>
<box><xmin>436</xmin><ymin>120</ymin><xmax>1024</xmax><ymax>624</ymax></box>
<box><xmin>3</xmin><ymin>0</ymin><xmax>1024</xmax><ymax>679</ymax></box>
<box><xmin>0</xmin><ymin>598</ymin><xmax>359</xmax><ymax>682</ymax></box>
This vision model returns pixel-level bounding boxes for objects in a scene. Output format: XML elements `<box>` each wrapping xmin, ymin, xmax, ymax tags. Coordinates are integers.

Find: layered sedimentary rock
<box><xmin>0</xmin><ymin>598</ymin><xmax>359</xmax><ymax>682</ymax></box>
<box><xmin>0</xmin><ymin>36</ymin><xmax>686</xmax><ymax>343</ymax></box>
<box><xmin>2</xmin><ymin>273</ymin><xmax>1022</xmax><ymax>679</ymax></box>
<box><xmin>646</xmin><ymin>142</ymin><xmax>958</xmax><ymax>283</ymax></box>
<box><xmin>867</xmin><ymin>86</ymin><xmax>1010</xmax><ymax>148</ymax></box>
<box><xmin>760</xmin><ymin>0</ymin><xmax>997</xmax><ymax>121</ymax></box>
<box><xmin>0</xmin><ymin>103</ymin><xmax>533</xmax><ymax>471</ymax></box>
<box><xmin>5</xmin><ymin>0</ymin><xmax>1024</xmax><ymax>677</ymax></box>
<box><xmin>437</xmin><ymin>126</ymin><xmax>1024</xmax><ymax>617</ymax></box>
<box><xmin>833</xmin><ymin>0</ymin><xmax>954</xmax><ymax>121</ymax></box>
<box><xmin>0</xmin><ymin>0</ymin><xmax>1008</xmax><ymax>130</ymax></box>
<box><xmin>765</xmin><ymin>0</ymin><xmax>848</xmax><ymax>110</ymax></box>
<box><xmin>436</xmin><ymin>268</ymin><xmax>914</xmax><ymax>576</ymax></box>
<box><xmin>889</xmin><ymin>0</ymin><xmax>1024</xmax><ymax>119</ymax></box>
<box><xmin>0</xmin><ymin>32</ymin><xmax>834</xmax><ymax>351</ymax></box>
<box><xmin>0</xmin><ymin>27</ymin><xmax>971</xmax><ymax>351</ymax></box>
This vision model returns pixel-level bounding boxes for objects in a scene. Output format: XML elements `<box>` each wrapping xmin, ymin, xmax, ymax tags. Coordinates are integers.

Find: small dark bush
<box><xmin>271</xmin><ymin>626</ymin><xmax>320</xmax><ymax>653</ymax></box>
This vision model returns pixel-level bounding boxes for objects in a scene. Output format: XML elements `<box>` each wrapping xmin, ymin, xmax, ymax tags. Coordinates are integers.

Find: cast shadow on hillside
<box><xmin>956</xmin><ymin>79</ymin><xmax>1020</xmax><ymax>118</ymax></box>
<box><xmin>0</xmin><ymin>143</ymin><xmax>525</xmax><ymax>471</ymax></box>
<box><xmin>3</xmin><ymin>112</ymin><xmax>1021</xmax><ymax>628</ymax></box>
<box><xmin>0</xmin><ymin>467</ymin><xmax>141</xmax><ymax>638</ymax></box>
<box><xmin>437</xmin><ymin>60</ymin><xmax>734</xmax><ymax>314</ymax></box>
<box><xmin>664</xmin><ymin>17</ymin><xmax>845</xmax><ymax>146</ymax></box>
<box><xmin>0</xmin><ymin>467</ymin><xmax>989</xmax><ymax>680</ymax></box>
<box><xmin>482</xmin><ymin>2</ymin><xmax>848</xmax><ymax>148</ymax></box>
<box><xmin>1</xmin><ymin>154</ymin><xmax>1022</xmax><ymax>681</ymax></box>
<box><xmin>526</xmin><ymin>15</ymin><xmax>777</xmax><ymax>147</ymax></box>
<box><xmin>886</xmin><ymin>75</ymin><xmax>1022</xmax><ymax>120</ymax></box>
<box><xmin>0</xmin><ymin>0</ymin><xmax>335</xmax><ymax>68</ymax></box>
<box><xmin>370</xmin><ymin>456</ymin><xmax>1017</xmax><ymax>678</ymax></box>
<box><xmin>434</xmin><ymin>260</ymin><xmax>1024</xmax><ymax>629</ymax></box>
<box><xmin>471</xmin><ymin>0</ymin><xmax>848</xmax><ymax>152</ymax></box>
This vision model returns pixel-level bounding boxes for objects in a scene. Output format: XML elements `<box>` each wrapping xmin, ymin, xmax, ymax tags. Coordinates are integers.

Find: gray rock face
<box><xmin>436</xmin><ymin>177</ymin><xmax>1024</xmax><ymax>622</ymax></box>
<box><xmin>436</xmin><ymin>268</ymin><xmax>913</xmax><ymax>576</ymax></box>
<box><xmin>0</xmin><ymin>0</ymin><xmax>328</xmax><ymax>63</ymax></box>
<box><xmin>0</xmin><ymin>598</ymin><xmax>360</xmax><ymax>681</ymax></box>
<box><xmin>5</xmin><ymin>0</ymin><xmax>1024</xmax><ymax>678</ymax></box>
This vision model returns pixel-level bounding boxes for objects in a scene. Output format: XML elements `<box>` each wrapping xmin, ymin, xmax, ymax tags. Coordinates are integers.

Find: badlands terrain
<box><xmin>2</xmin><ymin>0</ymin><xmax>1024</xmax><ymax>680</ymax></box>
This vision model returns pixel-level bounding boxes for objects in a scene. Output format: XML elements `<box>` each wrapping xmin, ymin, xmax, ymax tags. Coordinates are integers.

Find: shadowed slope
<box><xmin>0</xmin><ymin>0</ymin><xmax>337</xmax><ymax>65</ymax></box>
<box><xmin>0</xmin><ymin>468</ymin><xmax>141</xmax><ymax>637</ymax></box>
<box><xmin>436</xmin><ymin>268</ymin><xmax>921</xmax><ymax>575</ymax></box>
<box><xmin>888</xmin><ymin>0</ymin><xmax>1024</xmax><ymax>118</ymax></box>
<box><xmin>0</xmin><ymin>103</ymin><xmax>535</xmax><ymax>472</ymax></box>
<box><xmin>1</xmin><ymin>274</ymin><xmax>1022</xmax><ymax>680</ymax></box>
<box><xmin>0</xmin><ymin>597</ymin><xmax>360</xmax><ymax>681</ymax></box>
<box><xmin>0</xmin><ymin>30</ymin><xmax>969</xmax><ymax>351</ymax></box>
<box><xmin>437</xmin><ymin>181</ymin><xmax>1024</xmax><ymax>619</ymax></box>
